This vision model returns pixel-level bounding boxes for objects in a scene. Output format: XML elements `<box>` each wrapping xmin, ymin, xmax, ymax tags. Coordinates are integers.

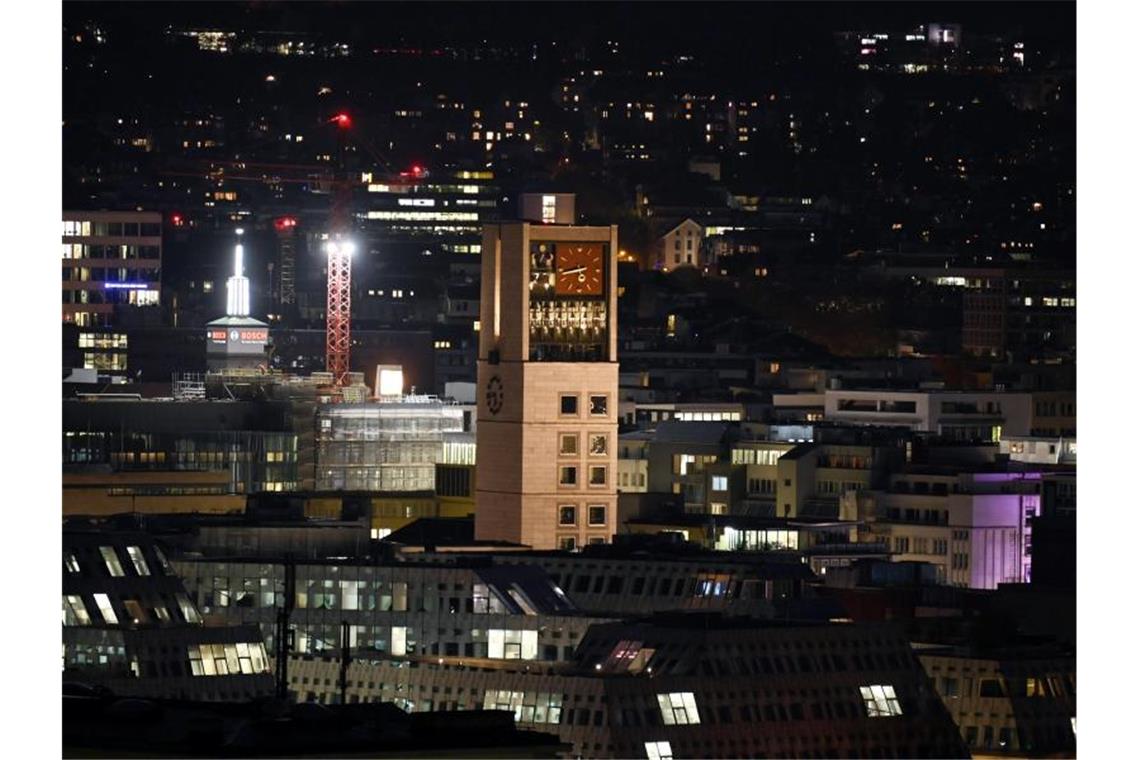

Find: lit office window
<box><xmin>65</xmin><ymin>553</ymin><xmax>81</xmax><ymax>574</ymax></box>
<box><xmin>391</xmin><ymin>625</ymin><xmax>408</xmax><ymax>655</ymax></box>
<box><xmin>63</xmin><ymin>595</ymin><xmax>91</xmax><ymax>626</ymax></box>
<box><xmin>472</xmin><ymin>583</ymin><xmax>507</xmax><ymax>614</ymax></box>
<box><xmin>340</xmin><ymin>580</ymin><xmax>366</xmax><ymax>611</ymax></box>
<box><xmin>125</xmin><ymin>546</ymin><xmax>150</xmax><ymax>576</ymax></box>
<box><xmin>487</xmin><ymin>629</ymin><xmax>538</xmax><ymax>660</ymax></box>
<box><xmin>99</xmin><ymin>546</ymin><xmax>125</xmax><ymax>577</ymax></box>
<box><xmin>483</xmin><ymin>689</ymin><xmax>525</xmax><ymax>716</ymax></box>
<box><xmin>657</xmin><ymin>692</ymin><xmax>701</xmax><ymax>725</ymax></box>
<box><xmin>129</xmin><ymin>289</ymin><xmax>160</xmax><ymax>306</ymax></box>
<box><xmin>645</xmin><ymin>741</ymin><xmax>674</xmax><ymax>760</ymax></box>
<box><xmin>93</xmin><ymin>593</ymin><xmax>119</xmax><ymax>624</ymax></box>
<box><xmin>516</xmin><ymin>692</ymin><xmax>562</xmax><ymax>724</ymax></box>
<box><xmin>860</xmin><ymin>685</ymin><xmax>903</xmax><ymax>717</ymax></box>
<box><xmin>712</xmin><ymin>475</ymin><xmax>728</xmax><ymax>491</ymax></box>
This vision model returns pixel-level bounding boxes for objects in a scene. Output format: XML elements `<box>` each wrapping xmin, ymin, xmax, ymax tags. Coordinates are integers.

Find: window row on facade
<box><xmin>558</xmin><ymin>432</ymin><xmax>609</xmax><ymax>457</ymax></box>
<box><xmin>559</xmin><ymin>393</ymin><xmax>609</xmax><ymax>416</ymax></box>
<box><xmin>63</xmin><ymin>220</ymin><xmax>162</xmax><ymax>237</ymax></box>
<box><xmin>558</xmin><ymin>463</ymin><xmax>609</xmax><ymax>488</ymax></box>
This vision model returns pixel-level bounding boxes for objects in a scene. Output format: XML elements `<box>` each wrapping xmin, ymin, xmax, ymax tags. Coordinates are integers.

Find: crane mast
<box><xmin>325</xmin><ymin>112</ymin><xmax>354</xmax><ymax>387</ymax></box>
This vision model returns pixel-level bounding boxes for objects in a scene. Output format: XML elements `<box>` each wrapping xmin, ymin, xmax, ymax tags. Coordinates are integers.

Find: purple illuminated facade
<box><xmin>873</xmin><ymin>471</ymin><xmax>1041</xmax><ymax>590</ymax></box>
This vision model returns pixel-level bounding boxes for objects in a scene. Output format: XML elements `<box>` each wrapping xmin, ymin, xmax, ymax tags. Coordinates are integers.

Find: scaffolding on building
<box><xmin>171</xmin><ymin>373</ymin><xmax>206</xmax><ymax>401</ymax></box>
<box><xmin>315</xmin><ymin>400</ymin><xmax>468</xmax><ymax>491</ymax></box>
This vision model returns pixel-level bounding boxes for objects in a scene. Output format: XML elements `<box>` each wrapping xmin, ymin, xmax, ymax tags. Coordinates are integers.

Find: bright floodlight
<box><xmin>325</xmin><ymin>239</ymin><xmax>356</xmax><ymax>257</ymax></box>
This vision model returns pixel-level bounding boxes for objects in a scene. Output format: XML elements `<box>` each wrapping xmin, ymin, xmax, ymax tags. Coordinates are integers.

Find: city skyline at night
<box><xmin>37</xmin><ymin>2</ymin><xmax>1096</xmax><ymax>758</ymax></box>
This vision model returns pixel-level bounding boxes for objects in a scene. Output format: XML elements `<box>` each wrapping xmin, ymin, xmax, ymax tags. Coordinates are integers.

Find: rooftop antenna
<box><xmin>226</xmin><ymin>228</ymin><xmax>251</xmax><ymax>317</ymax></box>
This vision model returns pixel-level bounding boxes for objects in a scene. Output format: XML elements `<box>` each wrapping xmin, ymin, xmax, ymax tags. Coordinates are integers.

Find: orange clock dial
<box><xmin>555</xmin><ymin>243</ymin><xmax>604</xmax><ymax>296</ymax></box>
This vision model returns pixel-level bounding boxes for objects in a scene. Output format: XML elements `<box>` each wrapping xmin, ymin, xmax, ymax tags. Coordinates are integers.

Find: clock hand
<box><xmin>560</xmin><ymin>266</ymin><xmax>587</xmax><ymax>275</ymax></box>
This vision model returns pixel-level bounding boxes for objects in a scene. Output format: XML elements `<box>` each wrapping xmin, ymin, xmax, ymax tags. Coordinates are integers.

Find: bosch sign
<box><xmin>206</xmin><ymin>327</ymin><xmax>268</xmax><ymax>355</ymax></box>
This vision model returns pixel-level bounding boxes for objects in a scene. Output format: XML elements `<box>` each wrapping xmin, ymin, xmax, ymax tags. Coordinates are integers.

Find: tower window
<box><xmin>559</xmin><ymin>505</ymin><xmax>577</xmax><ymax>526</ymax></box>
<box><xmin>559</xmin><ymin>466</ymin><xmax>578</xmax><ymax>486</ymax></box>
<box><xmin>560</xmin><ymin>394</ymin><xmax>579</xmax><ymax>415</ymax></box>
<box><xmin>589</xmin><ymin>395</ymin><xmax>608</xmax><ymax>415</ymax></box>
<box><xmin>589</xmin><ymin>466</ymin><xmax>607</xmax><ymax>487</ymax></box>
<box><xmin>559</xmin><ymin>434</ymin><xmax>579</xmax><ymax>456</ymax></box>
<box><xmin>589</xmin><ymin>434</ymin><xmax>608</xmax><ymax>456</ymax></box>
<box><xmin>588</xmin><ymin>505</ymin><xmax>606</xmax><ymax>526</ymax></box>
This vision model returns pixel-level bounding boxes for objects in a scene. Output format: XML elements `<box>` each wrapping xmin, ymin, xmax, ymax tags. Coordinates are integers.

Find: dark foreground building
<box><xmin>63</xmin><ymin>526</ymin><xmax>274</xmax><ymax>701</ymax></box>
<box><xmin>63</xmin><ymin>691</ymin><xmax>568</xmax><ymax>758</ymax></box>
<box><xmin>285</xmin><ymin>614</ymin><xmax>969</xmax><ymax>759</ymax></box>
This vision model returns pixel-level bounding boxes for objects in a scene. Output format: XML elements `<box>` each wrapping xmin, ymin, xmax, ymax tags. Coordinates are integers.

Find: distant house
<box><xmin>653</xmin><ymin>218</ymin><xmax>705</xmax><ymax>270</ymax></box>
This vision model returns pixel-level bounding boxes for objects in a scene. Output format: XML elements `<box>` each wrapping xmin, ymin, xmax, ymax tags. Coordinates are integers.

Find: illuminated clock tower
<box><xmin>475</xmin><ymin>222</ymin><xmax>619</xmax><ymax>550</ymax></box>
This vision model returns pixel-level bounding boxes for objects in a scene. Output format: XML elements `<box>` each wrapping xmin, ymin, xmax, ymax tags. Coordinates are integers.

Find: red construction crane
<box><xmin>161</xmin><ymin>112</ymin><xmax>403</xmax><ymax>389</ymax></box>
<box><xmin>325</xmin><ymin>112</ymin><xmax>354</xmax><ymax>386</ymax></box>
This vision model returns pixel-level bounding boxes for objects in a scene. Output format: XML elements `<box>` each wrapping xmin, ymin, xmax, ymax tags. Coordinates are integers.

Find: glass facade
<box><xmin>63</xmin><ymin>430</ymin><xmax>300</xmax><ymax>493</ymax></box>
<box><xmin>316</xmin><ymin>402</ymin><xmax>466</xmax><ymax>491</ymax></box>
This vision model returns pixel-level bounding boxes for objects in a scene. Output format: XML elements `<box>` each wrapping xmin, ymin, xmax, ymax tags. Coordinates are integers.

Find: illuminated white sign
<box><xmin>377</xmin><ymin>365</ymin><xmax>404</xmax><ymax>397</ymax></box>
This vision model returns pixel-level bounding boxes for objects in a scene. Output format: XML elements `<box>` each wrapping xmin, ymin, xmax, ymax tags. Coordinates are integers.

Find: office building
<box><xmin>360</xmin><ymin>169</ymin><xmax>501</xmax><ymax>260</ymax></box>
<box><xmin>475</xmin><ymin>223</ymin><xmax>620</xmax><ymax>549</ymax></box>
<box><xmin>490</xmin><ymin>543</ymin><xmax>814</xmax><ymax>618</ymax></box>
<box><xmin>63</xmin><ymin>526</ymin><xmax>273</xmax><ymax>701</ymax></box>
<box><xmin>62</xmin><ymin>211</ymin><xmax>163</xmax><ymax>327</ymax></box>
<box><xmin>63</xmin><ymin>396</ymin><xmax>304</xmax><ymax>497</ymax></box>
<box><xmin>316</xmin><ymin>398</ymin><xmax>472</xmax><ymax>491</ymax></box>
<box><xmin>864</xmin><ymin>470</ymin><xmax>1041</xmax><ymax>588</ymax></box>
<box><xmin>821</xmin><ymin>389</ymin><xmax>1033</xmax><ymax>441</ymax></box>
<box><xmin>174</xmin><ymin>555</ymin><xmax>606</xmax><ymax>663</ymax></box>
<box><xmin>62</xmin><ymin>470</ymin><xmax>244</xmax><ymax>516</ymax></box>
<box><xmin>961</xmin><ymin>270</ymin><xmax>1076</xmax><ymax>358</ymax></box>
<box><xmin>519</xmin><ymin>193</ymin><xmax>576</xmax><ymax>225</ymax></box>
<box><xmin>917</xmin><ymin>645</ymin><xmax>1075</xmax><ymax>756</ymax></box>
<box><xmin>283</xmin><ymin>615</ymin><xmax>969</xmax><ymax>758</ymax></box>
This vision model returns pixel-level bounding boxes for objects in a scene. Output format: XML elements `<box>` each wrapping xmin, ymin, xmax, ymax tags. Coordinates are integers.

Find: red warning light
<box><xmin>170</xmin><ymin>213</ymin><xmax>184</xmax><ymax>227</ymax></box>
<box><xmin>331</xmin><ymin>112</ymin><xmax>352</xmax><ymax>128</ymax></box>
<box><xmin>411</xmin><ymin>164</ymin><xmax>424</xmax><ymax>176</ymax></box>
<box><xmin>274</xmin><ymin>216</ymin><xmax>297</xmax><ymax>231</ymax></box>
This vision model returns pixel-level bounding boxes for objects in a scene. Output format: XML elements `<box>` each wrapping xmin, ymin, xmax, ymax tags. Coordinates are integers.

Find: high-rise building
<box><xmin>476</xmin><ymin>223</ymin><xmax>619</xmax><ymax>549</ymax></box>
<box><xmin>62</xmin><ymin>211</ymin><xmax>163</xmax><ymax>327</ymax></box>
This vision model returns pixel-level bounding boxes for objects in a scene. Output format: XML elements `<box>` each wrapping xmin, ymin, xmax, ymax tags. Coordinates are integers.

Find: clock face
<box><xmin>555</xmin><ymin>243</ymin><xmax>604</xmax><ymax>296</ymax></box>
<box><xmin>485</xmin><ymin>375</ymin><xmax>504</xmax><ymax>415</ymax></box>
